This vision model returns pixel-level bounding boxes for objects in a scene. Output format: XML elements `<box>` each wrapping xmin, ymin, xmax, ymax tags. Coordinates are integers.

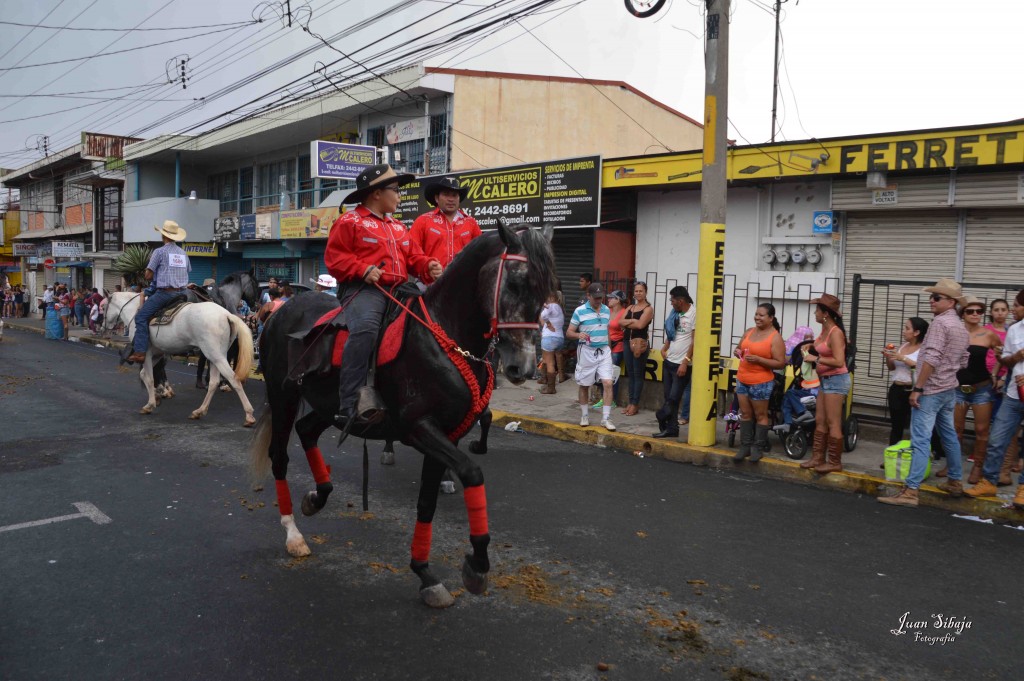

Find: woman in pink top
<box><xmin>803</xmin><ymin>294</ymin><xmax>848</xmax><ymax>474</ymax></box>
<box><xmin>984</xmin><ymin>298</ymin><xmax>1022</xmax><ymax>479</ymax></box>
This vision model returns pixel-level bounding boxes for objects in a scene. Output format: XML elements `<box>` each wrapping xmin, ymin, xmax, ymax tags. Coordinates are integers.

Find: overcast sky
<box><xmin>0</xmin><ymin>0</ymin><xmax>1020</xmax><ymax>171</ymax></box>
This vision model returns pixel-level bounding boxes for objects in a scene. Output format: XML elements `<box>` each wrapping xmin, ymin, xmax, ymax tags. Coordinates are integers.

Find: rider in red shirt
<box><xmin>325</xmin><ymin>164</ymin><xmax>442</xmax><ymax>427</ymax></box>
<box><xmin>409</xmin><ymin>176</ymin><xmax>482</xmax><ymax>273</ymax></box>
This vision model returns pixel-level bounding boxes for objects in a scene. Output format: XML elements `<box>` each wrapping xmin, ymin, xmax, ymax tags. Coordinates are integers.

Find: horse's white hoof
<box><xmin>286</xmin><ymin>537</ymin><xmax>311</xmax><ymax>557</ymax></box>
<box><xmin>380</xmin><ymin>450</ymin><xmax>395</xmax><ymax>466</ymax></box>
<box><xmin>189</xmin><ymin>411</ymin><xmax>203</xmax><ymax>420</ymax></box>
<box><xmin>244</xmin><ymin>416</ymin><xmax>256</xmax><ymax>427</ymax></box>
<box><xmin>219</xmin><ymin>385</ymin><xmax>232</xmax><ymax>393</ymax></box>
<box><xmin>140</xmin><ymin>406</ymin><xmax>154</xmax><ymax>414</ymax></box>
<box><xmin>440</xmin><ymin>481</ymin><xmax>456</xmax><ymax>495</ymax></box>
<box><xmin>420</xmin><ymin>583</ymin><xmax>455</xmax><ymax>609</ymax></box>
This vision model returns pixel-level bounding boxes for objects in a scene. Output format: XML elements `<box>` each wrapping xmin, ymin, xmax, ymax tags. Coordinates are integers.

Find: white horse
<box><xmin>104</xmin><ymin>291</ymin><xmax>257</xmax><ymax>426</ymax></box>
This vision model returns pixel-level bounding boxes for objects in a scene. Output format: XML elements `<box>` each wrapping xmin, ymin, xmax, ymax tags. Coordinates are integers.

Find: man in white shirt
<box><xmin>967</xmin><ymin>289</ymin><xmax>1024</xmax><ymax>506</ymax></box>
<box><xmin>653</xmin><ymin>286</ymin><xmax>696</xmax><ymax>438</ymax></box>
<box><xmin>41</xmin><ymin>286</ymin><xmax>54</xmax><ymax>317</ymax></box>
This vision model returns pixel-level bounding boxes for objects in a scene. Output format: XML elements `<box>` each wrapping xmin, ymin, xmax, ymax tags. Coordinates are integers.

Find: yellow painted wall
<box><xmin>2</xmin><ymin>210</ymin><xmax>20</xmax><ymax>285</ymax></box>
<box><xmin>450</xmin><ymin>75</ymin><xmax>703</xmax><ymax>170</ymax></box>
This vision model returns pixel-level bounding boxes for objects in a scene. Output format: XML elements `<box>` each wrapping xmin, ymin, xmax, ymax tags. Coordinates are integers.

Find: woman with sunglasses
<box><xmin>619</xmin><ymin>281</ymin><xmax>654</xmax><ymax>416</ymax></box>
<box><xmin>954</xmin><ymin>296</ymin><xmax>1003</xmax><ymax>485</ymax></box>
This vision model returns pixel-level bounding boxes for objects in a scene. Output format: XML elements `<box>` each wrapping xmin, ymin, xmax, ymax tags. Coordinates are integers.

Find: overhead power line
<box><xmin>0</xmin><ymin>0</ymin><xmax>67</xmax><ymax>64</ymax></box>
<box><xmin>0</xmin><ymin>25</ymin><xmax>256</xmax><ymax>71</ymax></box>
<box><xmin>0</xmin><ymin>19</ymin><xmax>257</xmax><ymax>31</ymax></box>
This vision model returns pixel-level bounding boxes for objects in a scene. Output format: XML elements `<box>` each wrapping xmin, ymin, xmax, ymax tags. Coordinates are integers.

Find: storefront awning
<box><xmin>13</xmin><ymin>225</ymin><xmax>92</xmax><ymax>239</ymax></box>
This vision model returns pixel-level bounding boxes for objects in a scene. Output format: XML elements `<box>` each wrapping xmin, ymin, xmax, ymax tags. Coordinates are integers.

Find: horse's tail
<box><xmin>228</xmin><ymin>313</ymin><xmax>254</xmax><ymax>383</ymax></box>
<box><xmin>249</xmin><ymin>407</ymin><xmax>273</xmax><ymax>484</ymax></box>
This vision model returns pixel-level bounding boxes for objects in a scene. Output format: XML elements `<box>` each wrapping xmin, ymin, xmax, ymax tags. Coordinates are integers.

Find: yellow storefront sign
<box><xmin>603</xmin><ymin>122</ymin><xmax>1024</xmax><ymax>188</ymax></box>
<box><xmin>182</xmin><ymin>242</ymin><xmax>218</xmax><ymax>257</ymax></box>
<box><xmin>279</xmin><ymin>208</ymin><xmax>341</xmax><ymax>239</ymax></box>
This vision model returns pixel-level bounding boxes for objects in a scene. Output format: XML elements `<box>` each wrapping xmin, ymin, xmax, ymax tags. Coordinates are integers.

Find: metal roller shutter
<box><xmin>215</xmin><ymin>253</ymin><xmax>247</xmax><ymax>281</ymax></box>
<box><xmin>962</xmin><ymin>210</ymin><xmax>1024</xmax><ymax>285</ymax></box>
<box><xmin>103</xmin><ymin>269</ymin><xmax>122</xmax><ymax>294</ymax></box>
<box><xmin>551</xmin><ymin>228</ymin><xmax>595</xmax><ymax>314</ymax></box>
<box><xmin>842</xmin><ymin>211</ymin><xmax>959</xmax><ymax>410</ymax></box>
<box><xmin>188</xmin><ymin>258</ymin><xmax>214</xmax><ymax>285</ymax></box>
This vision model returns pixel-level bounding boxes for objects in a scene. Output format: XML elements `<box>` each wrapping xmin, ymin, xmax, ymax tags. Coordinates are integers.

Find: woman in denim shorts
<box><xmin>538</xmin><ymin>291</ymin><xmax>565</xmax><ymax>395</ymax></box>
<box><xmin>805</xmin><ymin>294</ymin><xmax>849</xmax><ymax>474</ymax></box>
<box><xmin>954</xmin><ymin>296</ymin><xmax>1002</xmax><ymax>484</ymax></box>
<box><xmin>732</xmin><ymin>303</ymin><xmax>785</xmax><ymax>462</ymax></box>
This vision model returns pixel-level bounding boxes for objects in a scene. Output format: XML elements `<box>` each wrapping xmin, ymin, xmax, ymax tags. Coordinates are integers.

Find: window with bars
<box><xmin>95</xmin><ymin>185</ymin><xmax>122</xmax><ymax>252</ymax></box>
<box><xmin>366</xmin><ymin>126</ymin><xmax>385</xmax><ymax>148</ymax></box>
<box><xmin>239</xmin><ymin>167</ymin><xmax>254</xmax><ymax>215</ymax></box>
<box><xmin>318</xmin><ymin>178</ymin><xmax>355</xmax><ymax>204</ymax></box>
<box><xmin>257</xmin><ymin>159</ymin><xmax>296</xmax><ymax>208</ymax></box>
<box><xmin>298</xmin><ymin>156</ymin><xmax>314</xmax><ymax>208</ymax></box>
<box><xmin>207</xmin><ymin>170</ymin><xmax>239</xmax><ymax>214</ymax></box>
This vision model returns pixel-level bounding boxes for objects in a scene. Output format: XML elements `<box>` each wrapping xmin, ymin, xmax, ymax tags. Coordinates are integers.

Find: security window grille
<box><xmin>95</xmin><ymin>185</ymin><xmax>122</xmax><ymax>252</ymax></box>
<box><xmin>319</xmin><ymin>178</ymin><xmax>354</xmax><ymax>204</ymax></box>
<box><xmin>366</xmin><ymin>126</ymin><xmax>385</xmax><ymax>148</ymax></box>
<box><xmin>208</xmin><ymin>170</ymin><xmax>239</xmax><ymax>214</ymax></box>
<box><xmin>239</xmin><ymin>167</ymin><xmax>254</xmax><ymax>215</ymax></box>
<box><xmin>53</xmin><ymin>178</ymin><xmax>64</xmax><ymax>217</ymax></box>
<box><xmin>298</xmin><ymin>156</ymin><xmax>314</xmax><ymax>208</ymax></box>
<box><xmin>257</xmin><ymin>159</ymin><xmax>296</xmax><ymax>208</ymax></box>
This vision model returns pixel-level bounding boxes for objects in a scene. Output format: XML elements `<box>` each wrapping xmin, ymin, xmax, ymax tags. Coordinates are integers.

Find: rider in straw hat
<box><xmin>126</xmin><ymin>220</ymin><xmax>191</xmax><ymax>363</ymax></box>
<box><xmin>325</xmin><ymin>164</ymin><xmax>442</xmax><ymax>428</ymax></box>
<box><xmin>409</xmin><ymin>176</ymin><xmax>481</xmax><ymax>280</ymax></box>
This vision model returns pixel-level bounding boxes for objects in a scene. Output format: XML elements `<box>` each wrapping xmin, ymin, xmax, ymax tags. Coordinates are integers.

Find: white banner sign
<box><xmin>385</xmin><ymin>118</ymin><xmax>427</xmax><ymax>144</ymax></box>
<box><xmin>52</xmin><ymin>240</ymin><xmax>84</xmax><ymax>258</ymax></box>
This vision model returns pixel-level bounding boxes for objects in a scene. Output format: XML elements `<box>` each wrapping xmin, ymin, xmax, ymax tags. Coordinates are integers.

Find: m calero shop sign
<box><xmin>394</xmin><ymin>155</ymin><xmax>602</xmax><ymax>228</ymax></box>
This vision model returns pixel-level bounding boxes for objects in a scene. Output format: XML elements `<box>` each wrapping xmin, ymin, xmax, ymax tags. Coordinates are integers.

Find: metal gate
<box><xmin>849</xmin><ymin>274</ymin><xmax>1020</xmax><ymax>414</ymax></box>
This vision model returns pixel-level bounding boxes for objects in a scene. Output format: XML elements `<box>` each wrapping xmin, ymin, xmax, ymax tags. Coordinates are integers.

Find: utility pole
<box><xmin>770</xmin><ymin>0</ymin><xmax>785</xmax><ymax>142</ymax></box>
<box><xmin>688</xmin><ymin>0</ymin><xmax>730</xmax><ymax>447</ymax></box>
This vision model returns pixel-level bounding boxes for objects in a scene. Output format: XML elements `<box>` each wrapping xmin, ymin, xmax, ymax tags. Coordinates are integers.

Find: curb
<box><xmin>3</xmin><ymin>320</ymin><xmax>129</xmax><ymax>351</ymax></box>
<box><xmin>491</xmin><ymin>410</ymin><xmax>1024</xmax><ymax>522</ymax></box>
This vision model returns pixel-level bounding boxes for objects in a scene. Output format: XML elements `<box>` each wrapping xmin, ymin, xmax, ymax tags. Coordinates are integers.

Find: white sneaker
<box><xmin>601</xmin><ymin>419</ymin><xmax>616</xmax><ymax>432</ymax></box>
<box><xmin>580</xmin><ymin>414</ymin><xmax>589</xmax><ymax>427</ymax></box>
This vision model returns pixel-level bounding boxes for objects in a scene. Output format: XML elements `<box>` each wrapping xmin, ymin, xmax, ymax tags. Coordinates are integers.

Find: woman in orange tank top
<box><xmin>733</xmin><ymin>303</ymin><xmax>785</xmax><ymax>463</ymax></box>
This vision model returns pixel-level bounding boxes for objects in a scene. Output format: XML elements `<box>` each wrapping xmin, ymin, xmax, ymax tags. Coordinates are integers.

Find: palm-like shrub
<box><xmin>112</xmin><ymin>244</ymin><xmax>152</xmax><ymax>288</ymax></box>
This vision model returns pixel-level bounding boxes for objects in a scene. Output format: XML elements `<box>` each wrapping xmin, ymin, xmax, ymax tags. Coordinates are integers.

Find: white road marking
<box><xmin>0</xmin><ymin>502</ymin><xmax>112</xmax><ymax>533</ymax></box>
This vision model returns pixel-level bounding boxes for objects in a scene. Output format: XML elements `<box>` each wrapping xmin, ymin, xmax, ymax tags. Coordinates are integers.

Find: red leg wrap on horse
<box><xmin>411</xmin><ymin>520</ymin><xmax>432</xmax><ymax>563</ymax></box>
<box><xmin>304</xmin><ymin>447</ymin><xmax>330</xmax><ymax>484</ymax></box>
<box><xmin>276</xmin><ymin>479</ymin><xmax>293</xmax><ymax>516</ymax></box>
<box><xmin>463</xmin><ymin>484</ymin><xmax>488</xmax><ymax>536</ymax></box>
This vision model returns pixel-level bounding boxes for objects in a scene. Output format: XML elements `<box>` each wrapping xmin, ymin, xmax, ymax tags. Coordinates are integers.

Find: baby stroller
<box><xmin>723</xmin><ymin>372</ymin><xmax>785</xmax><ymax>451</ymax></box>
<box><xmin>779</xmin><ymin>344</ymin><xmax>860</xmax><ymax>459</ymax></box>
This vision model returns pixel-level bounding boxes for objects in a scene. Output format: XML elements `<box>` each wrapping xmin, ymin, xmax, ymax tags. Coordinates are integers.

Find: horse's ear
<box><xmin>540</xmin><ymin>224</ymin><xmax>554</xmax><ymax>242</ymax></box>
<box><xmin>497</xmin><ymin>218</ymin><xmax>522</xmax><ymax>251</ymax></box>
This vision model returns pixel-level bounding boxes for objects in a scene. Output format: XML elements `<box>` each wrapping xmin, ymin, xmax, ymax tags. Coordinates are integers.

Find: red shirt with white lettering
<box><xmin>409</xmin><ymin>208</ymin><xmax>482</xmax><ymax>268</ymax></box>
<box><xmin>325</xmin><ymin>205</ymin><xmax>436</xmax><ymax>287</ymax></box>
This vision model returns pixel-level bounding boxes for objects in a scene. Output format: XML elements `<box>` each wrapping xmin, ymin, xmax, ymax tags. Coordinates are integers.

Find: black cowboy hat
<box><xmin>423</xmin><ymin>176</ymin><xmax>467</xmax><ymax>206</ymax></box>
<box><xmin>341</xmin><ymin>164</ymin><xmax>415</xmax><ymax>206</ymax></box>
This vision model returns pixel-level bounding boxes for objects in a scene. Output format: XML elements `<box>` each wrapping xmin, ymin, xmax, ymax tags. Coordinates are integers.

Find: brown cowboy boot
<box><xmin>539</xmin><ymin>370</ymin><xmax>557</xmax><ymax>395</ymax></box>
<box><xmin>999</xmin><ymin>440</ymin><xmax>1020</xmax><ymax>485</ymax></box>
<box><xmin>814</xmin><ymin>436</ymin><xmax>844</xmax><ymax>474</ymax></box>
<box><xmin>555</xmin><ymin>352</ymin><xmax>569</xmax><ymax>383</ymax></box>
<box><xmin>967</xmin><ymin>456</ymin><xmax>985</xmax><ymax>485</ymax></box>
<box><xmin>800</xmin><ymin>431</ymin><xmax>827</xmax><ymax>469</ymax></box>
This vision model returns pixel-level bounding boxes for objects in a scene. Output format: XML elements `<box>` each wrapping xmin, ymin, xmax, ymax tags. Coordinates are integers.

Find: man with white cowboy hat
<box><xmin>310</xmin><ymin>273</ymin><xmax>337</xmax><ymax>294</ymax></box>
<box><xmin>325</xmin><ymin>164</ymin><xmax>442</xmax><ymax>428</ymax></box>
<box><xmin>409</xmin><ymin>176</ymin><xmax>481</xmax><ymax>280</ymax></box>
<box><xmin>126</xmin><ymin>220</ymin><xmax>191</xmax><ymax>363</ymax></box>
<box><xmin>880</xmin><ymin>277</ymin><xmax>969</xmax><ymax>507</ymax></box>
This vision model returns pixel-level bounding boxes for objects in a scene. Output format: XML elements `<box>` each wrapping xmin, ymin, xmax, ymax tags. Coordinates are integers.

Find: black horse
<box><xmin>249</xmin><ymin>222</ymin><xmax>555</xmax><ymax>608</ymax></box>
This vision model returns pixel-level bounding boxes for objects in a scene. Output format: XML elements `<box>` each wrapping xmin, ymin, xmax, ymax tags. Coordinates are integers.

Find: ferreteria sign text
<box><xmin>602</xmin><ymin>122</ymin><xmax>1024</xmax><ymax>188</ymax></box>
<box><xmin>394</xmin><ymin>155</ymin><xmax>602</xmax><ymax>229</ymax></box>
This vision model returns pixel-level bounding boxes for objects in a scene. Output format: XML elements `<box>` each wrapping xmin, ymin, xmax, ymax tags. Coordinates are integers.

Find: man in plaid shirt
<box><xmin>126</xmin><ymin>220</ymin><xmax>191</xmax><ymax>363</ymax></box>
<box><xmin>880</xmin><ymin>278</ymin><xmax>969</xmax><ymax>507</ymax></box>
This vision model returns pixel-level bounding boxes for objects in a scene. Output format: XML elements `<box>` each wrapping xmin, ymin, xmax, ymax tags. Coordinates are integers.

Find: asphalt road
<box><xmin>1</xmin><ymin>327</ymin><xmax>1021</xmax><ymax>681</ymax></box>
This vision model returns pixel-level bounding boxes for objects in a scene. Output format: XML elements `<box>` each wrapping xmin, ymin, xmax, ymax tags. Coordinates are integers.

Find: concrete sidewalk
<box><xmin>488</xmin><ymin>375</ymin><xmax>1024</xmax><ymax>521</ymax></box>
<box><xmin>6</xmin><ymin>315</ymin><xmax>1022</xmax><ymax>521</ymax></box>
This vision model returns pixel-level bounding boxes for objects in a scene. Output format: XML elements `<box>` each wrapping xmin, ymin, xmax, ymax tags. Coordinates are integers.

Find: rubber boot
<box><xmin>733</xmin><ymin>420</ymin><xmax>754</xmax><ymax>462</ymax></box>
<box><xmin>539</xmin><ymin>370</ymin><xmax>557</xmax><ymax>395</ymax></box>
<box><xmin>555</xmin><ymin>352</ymin><xmax>569</xmax><ymax>383</ymax></box>
<box><xmin>815</xmin><ymin>436</ymin><xmax>844</xmax><ymax>474</ymax></box>
<box><xmin>999</xmin><ymin>439</ymin><xmax>1020</xmax><ymax>485</ymax></box>
<box><xmin>750</xmin><ymin>423</ymin><xmax>770</xmax><ymax>463</ymax></box>
<box><xmin>801</xmin><ymin>431</ymin><xmax>827</xmax><ymax>469</ymax></box>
